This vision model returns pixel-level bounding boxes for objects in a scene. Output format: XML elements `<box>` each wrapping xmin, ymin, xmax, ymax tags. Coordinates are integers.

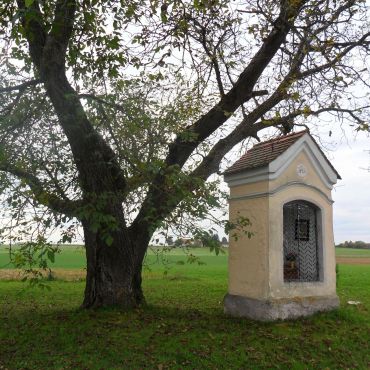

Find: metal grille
<box><xmin>283</xmin><ymin>201</ymin><xmax>319</xmax><ymax>282</ymax></box>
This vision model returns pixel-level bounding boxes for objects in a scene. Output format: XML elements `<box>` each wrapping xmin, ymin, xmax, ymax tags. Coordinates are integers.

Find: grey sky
<box><xmin>331</xmin><ymin>131</ymin><xmax>370</xmax><ymax>243</ymax></box>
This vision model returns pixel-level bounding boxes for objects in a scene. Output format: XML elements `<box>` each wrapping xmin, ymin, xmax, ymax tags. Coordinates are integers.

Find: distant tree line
<box><xmin>336</xmin><ymin>241</ymin><xmax>370</xmax><ymax>249</ymax></box>
<box><xmin>165</xmin><ymin>234</ymin><xmax>228</xmax><ymax>247</ymax></box>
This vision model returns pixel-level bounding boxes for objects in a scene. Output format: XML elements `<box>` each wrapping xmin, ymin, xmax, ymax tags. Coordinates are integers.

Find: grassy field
<box><xmin>1</xmin><ymin>245</ymin><xmax>369</xmax><ymax>270</ymax></box>
<box><xmin>335</xmin><ymin>247</ymin><xmax>370</xmax><ymax>257</ymax></box>
<box><xmin>0</xmin><ymin>246</ymin><xmax>369</xmax><ymax>369</ymax></box>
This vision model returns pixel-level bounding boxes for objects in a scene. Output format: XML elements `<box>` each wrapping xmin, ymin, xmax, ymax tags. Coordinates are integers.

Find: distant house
<box><xmin>175</xmin><ymin>238</ymin><xmax>197</xmax><ymax>247</ymax></box>
<box><xmin>173</xmin><ymin>238</ymin><xmax>203</xmax><ymax>247</ymax></box>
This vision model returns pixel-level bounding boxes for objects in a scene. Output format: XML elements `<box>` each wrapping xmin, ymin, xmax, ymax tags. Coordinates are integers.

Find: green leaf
<box><xmin>47</xmin><ymin>250</ymin><xmax>55</xmax><ymax>263</ymax></box>
<box><xmin>25</xmin><ymin>0</ymin><xmax>35</xmax><ymax>7</ymax></box>
<box><xmin>105</xmin><ymin>235</ymin><xmax>114</xmax><ymax>246</ymax></box>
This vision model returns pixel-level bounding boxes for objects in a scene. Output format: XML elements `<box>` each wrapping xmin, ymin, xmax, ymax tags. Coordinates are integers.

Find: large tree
<box><xmin>0</xmin><ymin>0</ymin><xmax>369</xmax><ymax>308</ymax></box>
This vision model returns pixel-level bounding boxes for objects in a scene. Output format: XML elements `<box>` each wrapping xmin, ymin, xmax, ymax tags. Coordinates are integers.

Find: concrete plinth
<box><xmin>224</xmin><ymin>294</ymin><xmax>340</xmax><ymax>321</ymax></box>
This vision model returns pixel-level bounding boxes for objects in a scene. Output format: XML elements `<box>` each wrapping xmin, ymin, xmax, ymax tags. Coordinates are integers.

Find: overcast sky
<box><xmin>329</xmin><ymin>130</ymin><xmax>370</xmax><ymax>243</ymax></box>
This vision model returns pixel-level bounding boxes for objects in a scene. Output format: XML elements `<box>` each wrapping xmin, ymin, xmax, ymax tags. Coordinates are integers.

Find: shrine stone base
<box><xmin>224</xmin><ymin>294</ymin><xmax>339</xmax><ymax>321</ymax></box>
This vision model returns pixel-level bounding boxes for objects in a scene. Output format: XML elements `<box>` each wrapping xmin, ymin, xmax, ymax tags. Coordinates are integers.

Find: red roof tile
<box><xmin>224</xmin><ymin>130</ymin><xmax>341</xmax><ymax>179</ymax></box>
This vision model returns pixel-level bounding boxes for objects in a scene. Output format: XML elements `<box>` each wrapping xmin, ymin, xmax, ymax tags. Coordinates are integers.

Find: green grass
<box><xmin>0</xmin><ymin>247</ymin><xmax>369</xmax><ymax>369</ymax></box>
<box><xmin>335</xmin><ymin>247</ymin><xmax>370</xmax><ymax>257</ymax></box>
<box><xmin>0</xmin><ymin>245</ymin><xmax>230</xmax><ymax>271</ymax></box>
<box><xmin>0</xmin><ymin>244</ymin><xmax>87</xmax><ymax>270</ymax></box>
<box><xmin>1</xmin><ymin>245</ymin><xmax>369</xmax><ymax>271</ymax></box>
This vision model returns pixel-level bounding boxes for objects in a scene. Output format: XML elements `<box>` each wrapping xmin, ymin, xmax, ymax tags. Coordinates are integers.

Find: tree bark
<box><xmin>81</xmin><ymin>207</ymin><xmax>147</xmax><ymax>309</ymax></box>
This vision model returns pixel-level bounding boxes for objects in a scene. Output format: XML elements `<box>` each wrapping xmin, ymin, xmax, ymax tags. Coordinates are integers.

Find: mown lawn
<box><xmin>0</xmin><ymin>247</ymin><xmax>369</xmax><ymax>369</ymax></box>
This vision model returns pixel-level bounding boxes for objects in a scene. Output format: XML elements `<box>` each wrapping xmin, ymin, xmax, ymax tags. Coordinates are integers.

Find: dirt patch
<box><xmin>336</xmin><ymin>257</ymin><xmax>370</xmax><ymax>265</ymax></box>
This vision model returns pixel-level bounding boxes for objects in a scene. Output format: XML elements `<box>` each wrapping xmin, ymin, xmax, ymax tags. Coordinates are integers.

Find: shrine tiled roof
<box><xmin>224</xmin><ymin>130</ymin><xmax>341</xmax><ymax>179</ymax></box>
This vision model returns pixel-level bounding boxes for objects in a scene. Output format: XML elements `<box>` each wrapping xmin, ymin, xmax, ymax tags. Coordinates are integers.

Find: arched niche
<box><xmin>283</xmin><ymin>200</ymin><xmax>323</xmax><ymax>283</ymax></box>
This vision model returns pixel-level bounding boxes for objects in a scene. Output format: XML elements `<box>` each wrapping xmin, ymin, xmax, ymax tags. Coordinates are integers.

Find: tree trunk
<box><xmin>81</xmin><ymin>211</ymin><xmax>148</xmax><ymax>309</ymax></box>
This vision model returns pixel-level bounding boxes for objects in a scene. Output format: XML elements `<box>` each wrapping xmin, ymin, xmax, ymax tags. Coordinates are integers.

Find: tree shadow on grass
<box><xmin>1</xmin><ymin>298</ymin><xmax>369</xmax><ymax>369</ymax></box>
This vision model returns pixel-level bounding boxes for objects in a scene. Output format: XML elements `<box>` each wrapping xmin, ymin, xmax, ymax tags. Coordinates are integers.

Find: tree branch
<box><xmin>16</xmin><ymin>0</ymin><xmax>47</xmax><ymax>69</ymax></box>
<box><xmin>78</xmin><ymin>94</ymin><xmax>126</xmax><ymax>113</ymax></box>
<box><xmin>49</xmin><ymin>0</ymin><xmax>77</xmax><ymax>51</ymax></box>
<box><xmin>17</xmin><ymin>0</ymin><xmax>127</xmax><ymax>195</ymax></box>
<box><xmin>297</xmin><ymin>32</ymin><xmax>370</xmax><ymax>79</ymax></box>
<box><xmin>165</xmin><ymin>0</ymin><xmax>306</xmax><ymax>169</ymax></box>
<box><xmin>0</xmin><ymin>163</ymin><xmax>82</xmax><ymax>217</ymax></box>
<box><xmin>0</xmin><ymin>79</ymin><xmax>41</xmax><ymax>94</ymax></box>
<box><xmin>131</xmin><ymin>1</ymin><xmax>307</xmax><ymax>236</ymax></box>
<box><xmin>193</xmin><ymin>102</ymin><xmax>370</xmax><ymax>181</ymax></box>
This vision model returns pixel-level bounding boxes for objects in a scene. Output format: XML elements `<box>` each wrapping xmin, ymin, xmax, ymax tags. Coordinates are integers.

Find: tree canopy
<box><xmin>0</xmin><ymin>0</ymin><xmax>369</xmax><ymax>307</ymax></box>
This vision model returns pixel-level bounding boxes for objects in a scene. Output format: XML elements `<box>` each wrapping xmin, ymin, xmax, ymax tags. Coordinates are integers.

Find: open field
<box><xmin>0</xmin><ymin>246</ymin><xmax>369</xmax><ymax>369</ymax></box>
<box><xmin>335</xmin><ymin>248</ymin><xmax>370</xmax><ymax>265</ymax></box>
<box><xmin>1</xmin><ymin>246</ymin><xmax>370</xmax><ymax>274</ymax></box>
<box><xmin>335</xmin><ymin>247</ymin><xmax>370</xmax><ymax>257</ymax></box>
<box><xmin>335</xmin><ymin>247</ymin><xmax>370</xmax><ymax>265</ymax></box>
